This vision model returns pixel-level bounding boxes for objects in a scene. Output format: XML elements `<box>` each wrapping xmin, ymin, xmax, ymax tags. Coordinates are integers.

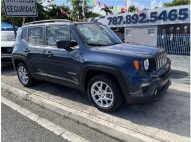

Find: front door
<box><xmin>43</xmin><ymin>25</ymin><xmax>82</xmax><ymax>87</ymax></box>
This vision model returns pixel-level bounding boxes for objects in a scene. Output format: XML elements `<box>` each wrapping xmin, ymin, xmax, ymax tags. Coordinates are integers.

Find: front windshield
<box><xmin>1</xmin><ymin>32</ymin><xmax>15</xmax><ymax>41</ymax></box>
<box><xmin>76</xmin><ymin>23</ymin><xmax>122</xmax><ymax>46</ymax></box>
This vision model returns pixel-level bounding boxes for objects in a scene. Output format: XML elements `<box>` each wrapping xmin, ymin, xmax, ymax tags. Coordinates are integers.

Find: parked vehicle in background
<box><xmin>1</xmin><ymin>31</ymin><xmax>15</xmax><ymax>63</ymax></box>
<box><xmin>12</xmin><ymin>20</ymin><xmax>171</xmax><ymax>112</ymax></box>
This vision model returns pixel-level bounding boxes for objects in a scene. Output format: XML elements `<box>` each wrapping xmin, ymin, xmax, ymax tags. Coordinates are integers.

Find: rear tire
<box><xmin>17</xmin><ymin>62</ymin><xmax>35</xmax><ymax>87</ymax></box>
<box><xmin>87</xmin><ymin>74</ymin><xmax>124</xmax><ymax>112</ymax></box>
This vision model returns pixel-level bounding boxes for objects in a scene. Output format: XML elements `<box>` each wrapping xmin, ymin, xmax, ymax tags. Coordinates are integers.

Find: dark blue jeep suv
<box><xmin>12</xmin><ymin>19</ymin><xmax>171</xmax><ymax>112</ymax></box>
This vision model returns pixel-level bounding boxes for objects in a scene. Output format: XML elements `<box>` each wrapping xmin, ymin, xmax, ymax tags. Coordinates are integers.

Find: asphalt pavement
<box><xmin>1</xmin><ymin>89</ymin><xmax>119</xmax><ymax>142</ymax></box>
<box><xmin>2</xmin><ymin>103</ymin><xmax>68</xmax><ymax>142</ymax></box>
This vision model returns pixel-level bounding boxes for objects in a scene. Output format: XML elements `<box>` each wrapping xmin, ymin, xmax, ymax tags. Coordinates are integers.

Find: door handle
<box><xmin>23</xmin><ymin>48</ymin><xmax>30</xmax><ymax>52</ymax></box>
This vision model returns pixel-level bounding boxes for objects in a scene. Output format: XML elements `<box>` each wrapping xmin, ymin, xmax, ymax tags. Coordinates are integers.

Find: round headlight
<box><xmin>144</xmin><ymin>59</ymin><xmax>149</xmax><ymax>70</ymax></box>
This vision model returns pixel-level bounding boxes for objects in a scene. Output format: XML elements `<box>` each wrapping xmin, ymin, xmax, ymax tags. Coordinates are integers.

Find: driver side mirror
<box><xmin>56</xmin><ymin>40</ymin><xmax>73</xmax><ymax>51</ymax></box>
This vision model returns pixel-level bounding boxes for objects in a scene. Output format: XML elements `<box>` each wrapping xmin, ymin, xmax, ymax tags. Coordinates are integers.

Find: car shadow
<box><xmin>111</xmin><ymin>88</ymin><xmax>190</xmax><ymax>138</ymax></box>
<box><xmin>1</xmin><ymin>65</ymin><xmax>190</xmax><ymax>138</ymax></box>
<box><xmin>171</xmin><ymin>69</ymin><xmax>189</xmax><ymax>79</ymax></box>
<box><xmin>1</xmin><ymin>63</ymin><xmax>16</xmax><ymax>76</ymax></box>
<box><xmin>32</xmin><ymin>81</ymin><xmax>91</xmax><ymax>106</ymax></box>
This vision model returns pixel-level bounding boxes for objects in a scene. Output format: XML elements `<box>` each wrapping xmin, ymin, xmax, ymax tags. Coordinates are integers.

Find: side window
<box><xmin>28</xmin><ymin>27</ymin><xmax>44</xmax><ymax>45</ymax></box>
<box><xmin>22</xmin><ymin>28</ymin><xmax>28</xmax><ymax>41</ymax></box>
<box><xmin>47</xmin><ymin>26</ymin><xmax>70</xmax><ymax>46</ymax></box>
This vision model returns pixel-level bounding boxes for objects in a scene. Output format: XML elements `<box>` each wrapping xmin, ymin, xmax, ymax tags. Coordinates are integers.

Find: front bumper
<box><xmin>125</xmin><ymin>61</ymin><xmax>171</xmax><ymax>104</ymax></box>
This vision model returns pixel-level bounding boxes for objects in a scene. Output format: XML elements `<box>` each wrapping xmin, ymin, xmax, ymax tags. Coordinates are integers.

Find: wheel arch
<box><xmin>80</xmin><ymin>65</ymin><xmax>130</xmax><ymax>99</ymax></box>
<box><xmin>12</xmin><ymin>56</ymin><xmax>29</xmax><ymax>72</ymax></box>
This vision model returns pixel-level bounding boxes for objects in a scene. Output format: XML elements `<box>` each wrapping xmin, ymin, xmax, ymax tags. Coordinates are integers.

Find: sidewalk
<box><xmin>168</xmin><ymin>55</ymin><xmax>190</xmax><ymax>86</ymax></box>
<box><xmin>168</xmin><ymin>55</ymin><xmax>190</xmax><ymax>75</ymax></box>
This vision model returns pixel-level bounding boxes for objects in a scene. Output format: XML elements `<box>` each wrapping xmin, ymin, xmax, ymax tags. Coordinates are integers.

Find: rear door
<box><xmin>25</xmin><ymin>26</ymin><xmax>47</xmax><ymax>79</ymax></box>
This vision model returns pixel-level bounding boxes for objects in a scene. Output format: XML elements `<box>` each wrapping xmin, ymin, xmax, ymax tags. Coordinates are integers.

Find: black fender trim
<box><xmin>12</xmin><ymin>54</ymin><xmax>31</xmax><ymax>73</ymax></box>
<box><xmin>80</xmin><ymin>64</ymin><xmax>131</xmax><ymax>102</ymax></box>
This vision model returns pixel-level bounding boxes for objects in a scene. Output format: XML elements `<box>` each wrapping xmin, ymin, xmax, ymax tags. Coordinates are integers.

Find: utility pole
<box><xmin>10</xmin><ymin>17</ymin><xmax>17</xmax><ymax>38</ymax></box>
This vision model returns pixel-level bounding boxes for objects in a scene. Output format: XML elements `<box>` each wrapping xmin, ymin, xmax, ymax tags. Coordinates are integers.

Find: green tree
<box><xmin>67</xmin><ymin>0</ymin><xmax>100</xmax><ymax>20</ymax></box>
<box><xmin>46</xmin><ymin>4</ymin><xmax>71</xmax><ymax>20</ymax></box>
<box><xmin>164</xmin><ymin>0</ymin><xmax>190</xmax><ymax>7</ymax></box>
<box><xmin>128</xmin><ymin>5</ymin><xmax>138</xmax><ymax>12</ymax></box>
<box><xmin>101</xmin><ymin>6</ymin><xmax>113</xmax><ymax>15</ymax></box>
<box><xmin>85</xmin><ymin>12</ymin><xmax>101</xmax><ymax>18</ymax></box>
<box><xmin>1</xmin><ymin>1</ymin><xmax>72</xmax><ymax>26</ymax></box>
<box><xmin>67</xmin><ymin>0</ymin><xmax>92</xmax><ymax>20</ymax></box>
<box><xmin>1</xmin><ymin>1</ymin><xmax>49</xmax><ymax>26</ymax></box>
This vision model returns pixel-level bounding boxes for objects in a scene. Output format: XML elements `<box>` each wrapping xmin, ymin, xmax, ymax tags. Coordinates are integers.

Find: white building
<box><xmin>86</xmin><ymin>5</ymin><xmax>190</xmax><ymax>47</ymax></box>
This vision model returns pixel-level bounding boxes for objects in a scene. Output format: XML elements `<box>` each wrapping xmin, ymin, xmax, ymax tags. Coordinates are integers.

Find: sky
<box><xmin>54</xmin><ymin>0</ymin><xmax>172</xmax><ymax>9</ymax></box>
<box><xmin>46</xmin><ymin>0</ymin><xmax>173</xmax><ymax>15</ymax></box>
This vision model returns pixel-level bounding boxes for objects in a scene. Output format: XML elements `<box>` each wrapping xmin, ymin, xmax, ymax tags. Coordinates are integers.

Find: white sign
<box><xmin>86</xmin><ymin>5</ymin><xmax>190</xmax><ymax>28</ymax></box>
<box><xmin>3</xmin><ymin>0</ymin><xmax>38</xmax><ymax>17</ymax></box>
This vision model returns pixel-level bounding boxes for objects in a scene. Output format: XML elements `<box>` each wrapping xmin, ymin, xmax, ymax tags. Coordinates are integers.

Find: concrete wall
<box><xmin>124</xmin><ymin>26</ymin><xmax>158</xmax><ymax>46</ymax></box>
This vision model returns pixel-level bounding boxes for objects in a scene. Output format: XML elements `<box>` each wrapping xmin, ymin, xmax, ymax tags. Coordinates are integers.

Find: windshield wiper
<box><xmin>88</xmin><ymin>43</ymin><xmax>107</xmax><ymax>46</ymax></box>
<box><xmin>88</xmin><ymin>42</ymin><xmax>122</xmax><ymax>47</ymax></box>
<box><xmin>108</xmin><ymin>42</ymin><xmax>122</xmax><ymax>46</ymax></box>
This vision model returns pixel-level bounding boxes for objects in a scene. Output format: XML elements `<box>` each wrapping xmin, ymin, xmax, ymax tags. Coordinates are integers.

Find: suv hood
<box><xmin>93</xmin><ymin>43</ymin><xmax>163</xmax><ymax>58</ymax></box>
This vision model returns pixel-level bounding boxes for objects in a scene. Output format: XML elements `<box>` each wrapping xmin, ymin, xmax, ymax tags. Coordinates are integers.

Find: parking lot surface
<box><xmin>1</xmin><ymin>58</ymin><xmax>190</xmax><ymax>142</ymax></box>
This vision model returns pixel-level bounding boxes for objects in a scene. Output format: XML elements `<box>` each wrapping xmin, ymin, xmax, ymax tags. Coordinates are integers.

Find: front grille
<box><xmin>1</xmin><ymin>47</ymin><xmax>13</xmax><ymax>54</ymax></box>
<box><xmin>149</xmin><ymin>53</ymin><xmax>167</xmax><ymax>71</ymax></box>
<box><xmin>155</xmin><ymin>53</ymin><xmax>167</xmax><ymax>70</ymax></box>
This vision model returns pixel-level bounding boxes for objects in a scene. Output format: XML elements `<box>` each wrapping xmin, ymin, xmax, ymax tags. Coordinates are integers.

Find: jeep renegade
<box><xmin>12</xmin><ymin>19</ymin><xmax>171</xmax><ymax>112</ymax></box>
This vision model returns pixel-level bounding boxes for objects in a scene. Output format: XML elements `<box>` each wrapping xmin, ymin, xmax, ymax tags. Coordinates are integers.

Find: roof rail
<box><xmin>23</xmin><ymin>19</ymin><xmax>71</xmax><ymax>26</ymax></box>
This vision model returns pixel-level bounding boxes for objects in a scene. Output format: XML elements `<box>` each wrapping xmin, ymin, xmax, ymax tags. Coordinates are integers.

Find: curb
<box><xmin>2</xmin><ymin>82</ymin><xmax>164</xmax><ymax>142</ymax></box>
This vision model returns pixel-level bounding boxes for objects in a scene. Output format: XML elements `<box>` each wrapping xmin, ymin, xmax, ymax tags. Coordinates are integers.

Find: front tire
<box><xmin>17</xmin><ymin>63</ymin><xmax>35</xmax><ymax>87</ymax></box>
<box><xmin>87</xmin><ymin>75</ymin><xmax>124</xmax><ymax>112</ymax></box>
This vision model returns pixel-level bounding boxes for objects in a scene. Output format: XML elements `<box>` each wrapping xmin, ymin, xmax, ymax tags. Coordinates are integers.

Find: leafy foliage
<box><xmin>1</xmin><ymin>0</ymin><xmax>101</xmax><ymax>26</ymax></box>
<box><xmin>46</xmin><ymin>4</ymin><xmax>71</xmax><ymax>19</ymax></box>
<box><xmin>101</xmin><ymin>6</ymin><xmax>113</xmax><ymax>15</ymax></box>
<box><xmin>164</xmin><ymin>0</ymin><xmax>190</xmax><ymax>7</ymax></box>
<box><xmin>128</xmin><ymin>5</ymin><xmax>138</xmax><ymax>12</ymax></box>
<box><xmin>68</xmin><ymin>0</ymin><xmax>94</xmax><ymax>20</ymax></box>
<box><xmin>1</xmin><ymin>1</ymin><xmax>48</xmax><ymax>26</ymax></box>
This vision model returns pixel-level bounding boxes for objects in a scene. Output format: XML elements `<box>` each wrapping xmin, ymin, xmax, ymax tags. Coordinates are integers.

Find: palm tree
<box><xmin>128</xmin><ymin>5</ymin><xmax>138</xmax><ymax>12</ymax></box>
<box><xmin>101</xmin><ymin>6</ymin><xmax>113</xmax><ymax>15</ymax></box>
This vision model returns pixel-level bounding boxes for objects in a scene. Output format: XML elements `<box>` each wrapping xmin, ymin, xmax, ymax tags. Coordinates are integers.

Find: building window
<box><xmin>148</xmin><ymin>29</ymin><xmax>155</xmax><ymax>36</ymax></box>
<box><xmin>126</xmin><ymin>29</ymin><xmax>131</xmax><ymax>36</ymax></box>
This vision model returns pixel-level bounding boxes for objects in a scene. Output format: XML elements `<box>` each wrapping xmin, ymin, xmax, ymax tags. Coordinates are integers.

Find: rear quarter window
<box><xmin>28</xmin><ymin>27</ymin><xmax>44</xmax><ymax>45</ymax></box>
<box><xmin>22</xmin><ymin>28</ymin><xmax>28</xmax><ymax>41</ymax></box>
